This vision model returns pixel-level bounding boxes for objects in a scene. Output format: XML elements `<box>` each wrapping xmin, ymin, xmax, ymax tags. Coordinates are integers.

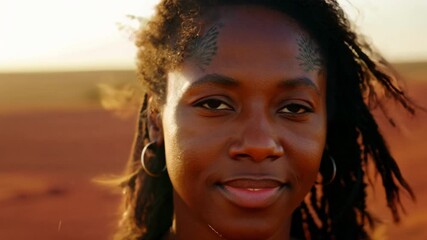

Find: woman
<box><xmin>115</xmin><ymin>1</ymin><xmax>415</xmax><ymax>239</ymax></box>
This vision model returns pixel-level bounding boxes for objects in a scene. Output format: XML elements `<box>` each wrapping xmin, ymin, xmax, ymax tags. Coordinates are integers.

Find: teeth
<box><xmin>247</xmin><ymin>188</ymin><xmax>261</xmax><ymax>192</ymax></box>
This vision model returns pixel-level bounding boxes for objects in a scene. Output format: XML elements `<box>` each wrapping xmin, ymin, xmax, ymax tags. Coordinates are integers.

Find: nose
<box><xmin>229</xmin><ymin>116</ymin><xmax>284</xmax><ymax>162</ymax></box>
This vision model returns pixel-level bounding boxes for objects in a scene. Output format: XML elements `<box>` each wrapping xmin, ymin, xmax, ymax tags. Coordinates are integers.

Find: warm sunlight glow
<box><xmin>0</xmin><ymin>0</ymin><xmax>426</xmax><ymax>72</ymax></box>
<box><xmin>338</xmin><ymin>0</ymin><xmax>427</xmax><ymax>62</ymax></box>
<box><xmin>0</xmin><ymin>0</ymin><xmax>159</xmax><ymax>72</ymax></box>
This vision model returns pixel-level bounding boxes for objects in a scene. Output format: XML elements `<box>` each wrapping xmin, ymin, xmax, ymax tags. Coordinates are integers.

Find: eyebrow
<box><xmin>187</xmin><ymin>74</ymin><xmax>320</xmax><ymax>95</ymax></box>
<box><xmin>278</xmin><ymin>77</ymin><xmax>320</xmax><ymax>95</ymax></box>
<box><xmin>188</xmin><ymin>74</ymin><xmax>239</xmax><ymax>89</ymax></box>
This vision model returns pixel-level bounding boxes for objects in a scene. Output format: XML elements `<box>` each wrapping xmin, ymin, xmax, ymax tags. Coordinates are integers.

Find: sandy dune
<box><xmin>0</xmin><ymin>109</ymin><xmax>134</xmax><ymax>239</ymax></box>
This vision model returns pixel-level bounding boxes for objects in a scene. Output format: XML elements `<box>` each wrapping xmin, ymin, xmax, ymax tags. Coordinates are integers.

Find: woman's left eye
<box><xmin>194</xmin><ymin>99</ymin><xmax>233</xmax><ymax>110</ymax></box>
<box><xmin>279</xmin><ymin>103</ymin><xmax>312</xmax><ymax>114</ymax></box>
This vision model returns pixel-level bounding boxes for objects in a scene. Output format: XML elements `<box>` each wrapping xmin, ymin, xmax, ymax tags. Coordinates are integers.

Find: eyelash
<box><xmin>193</xmin><ymin>99</ymin><xmax>313</xmax><ymax>115</ymax></box>
<box><xmin>279</xmin><ymin>103</ymin><xmax>313</xmax><ymax>115</ymax></box>
<box><xmin>193</xmin><ymin>98</ymin><xmax>234</xmax><ymax>111</ymax></box>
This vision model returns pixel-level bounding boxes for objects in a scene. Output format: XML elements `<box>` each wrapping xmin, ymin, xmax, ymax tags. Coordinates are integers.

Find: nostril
<box><xmin>230</xmin><ymin>148</ymin><xmax>283</xmax><ymax>162</ymax></box>
<box><xmin>234</xmin><ymin>153</ymin><xmax>250</xmax><ymax>160</ymax></box>
<box><xmin>266</xmin><ymin>155</ymin><xmax>281</xmax><ymax>161</ymax></box>
<box><xmin>228</xmin><ymin>127</ymin><xmax>284</xmax><ymax>162</ymax></box>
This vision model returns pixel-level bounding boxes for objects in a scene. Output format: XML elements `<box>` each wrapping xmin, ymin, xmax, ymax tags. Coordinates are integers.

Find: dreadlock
<box><xmin>114</xmin><ymin>0</ymin><xmax>415</xmax><ymax>239</ymax></box>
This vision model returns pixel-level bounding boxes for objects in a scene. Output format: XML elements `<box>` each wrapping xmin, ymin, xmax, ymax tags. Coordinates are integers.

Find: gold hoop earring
<box><xmin>141</xmin><ymin>141</ymin><xmax>166</xmax><ymax>177</ymax></box>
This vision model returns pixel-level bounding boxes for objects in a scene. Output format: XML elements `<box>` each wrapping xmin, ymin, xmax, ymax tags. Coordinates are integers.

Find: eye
<box><xmin>279</xmin><ymin>103</ymin><xmax>312</xmax><ymax>114</ymax></box>
<box><xmin>194</xmin><ymin>98</ymin><xmax>233</xmax><ymax>110</ymax></box>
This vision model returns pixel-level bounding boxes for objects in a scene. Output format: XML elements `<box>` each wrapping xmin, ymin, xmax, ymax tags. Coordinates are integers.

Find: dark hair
<box><xmin>115</xmin><ymin>1</ymin><xmax>415</xmax><ymax>239</ymax></box>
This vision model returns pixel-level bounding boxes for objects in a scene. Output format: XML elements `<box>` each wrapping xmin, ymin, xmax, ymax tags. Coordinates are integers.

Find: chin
<box><xmin>213</xmin><ymin>217</ymin><xmax>286</xmax><ymax>240</ymax></box>
<box><xmin>222</xmin><ymin>229</ymin><xmax>277</xmax><ymax>240</ymax></box>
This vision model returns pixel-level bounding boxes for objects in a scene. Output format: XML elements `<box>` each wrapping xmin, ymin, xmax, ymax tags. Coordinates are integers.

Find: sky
<box><xmin>1</xmin><ymin>0</ymin><xmax>426</xmax><ymax>72</ymax></box>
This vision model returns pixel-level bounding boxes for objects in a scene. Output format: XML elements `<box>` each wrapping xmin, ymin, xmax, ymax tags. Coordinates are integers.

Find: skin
<box><xmin>151</xmin><ymin>5</ymin><xmax>327</xmax><ymax>240</ymax></box>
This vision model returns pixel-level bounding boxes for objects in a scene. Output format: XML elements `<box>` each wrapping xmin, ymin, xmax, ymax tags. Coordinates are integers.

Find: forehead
<box><xmin>182</xmin><ymin>5</ymin><xmax>320</xmax><ymax>76</ymax></box>
<box><xmin>212</xmin><ymin>5</ymin><xmax>302</xmax><ymax>41</ymax></box>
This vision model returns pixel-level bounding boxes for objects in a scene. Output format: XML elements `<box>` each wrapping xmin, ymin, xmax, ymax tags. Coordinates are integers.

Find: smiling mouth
<box><xmin>218</xmin><ymin>178</ymin><xmax>286</xmax><ymax>209</ymax></box>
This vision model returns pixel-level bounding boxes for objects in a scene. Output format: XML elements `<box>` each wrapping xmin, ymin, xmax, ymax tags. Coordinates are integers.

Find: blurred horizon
<box><xmin>0</xmin><ymin>61</ymin><xmax>426</xmax><ymax>114</ymax></box>
<box><xmin>0</xmin><ymin>60</ymin><xmax>425</xmax><ymax>75</ymax></box>
<box><xmin>1</xmin><ymin>0</ymin><xmax>427</xmax><ymax>73</ymax></box>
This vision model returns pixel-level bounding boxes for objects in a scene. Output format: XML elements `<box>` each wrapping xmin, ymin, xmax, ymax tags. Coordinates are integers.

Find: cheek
<box><xmin>163</xmin><ymin>131</ymin><xmax>224</xmax><ymax>213</ymax></box>
<box><xmin>293</xmin><ymin>143</ymin><xmax>322</xmax><ymax>185</ymax></box>
<box><xmin>281</xmin><ymin>139</ymin><xmax>323</xmax><ymax>208</ymax></box>
<box><xmin>285</xmin><ymin>119</ymin><xmax>326</xmax><ymax>191</ymax></box>
<box><xmin>163</xmin><ymin>136</ymin><xmax>206</xmax><ymax>184</ymax></box>
<box><xmin>161</xmin><ymin>107</ymin><xmax>220</xmax><ymax>203</ymax></box>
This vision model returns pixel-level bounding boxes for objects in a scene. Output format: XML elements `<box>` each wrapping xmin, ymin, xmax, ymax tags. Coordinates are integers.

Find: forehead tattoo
<box><xmin>186</xmin><ymin>24</ymin><xmax>222</xmax><ymax>71</ymax></box>
<box><xmin>296</xmin><ymin>34</ymin><xmax>323</xmax><ymax>72</ymax></box>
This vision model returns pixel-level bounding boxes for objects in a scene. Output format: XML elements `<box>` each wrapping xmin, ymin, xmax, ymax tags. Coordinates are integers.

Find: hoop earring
<box><xmin>324</xmin><ymin>156</ymin><xmax>337</xmax><ymax>185</ymax></box>
<box><xmin>316</xmin><ymin>155</ymin><xmax>337</xmax><ymax>185</ymax></box>
<box><xmin>141</xmin><ymin>141</ymin><xmax>166</xmax><ymax>177</ymax></box>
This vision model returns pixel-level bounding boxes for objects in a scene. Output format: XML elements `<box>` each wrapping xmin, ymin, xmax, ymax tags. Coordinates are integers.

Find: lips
<box><xmin>225</xmin><ymin>179</ymin><xmax>282</xmax><ymax>189</ymax></box>
<box><xmin>218</xmin><ymin>178</ymin><xmax>285</xmax><ymax>209</ymax></box>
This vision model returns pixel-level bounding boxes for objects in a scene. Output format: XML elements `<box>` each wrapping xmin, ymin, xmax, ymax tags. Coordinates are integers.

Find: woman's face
<box><xmin>159</xmin><ymin>5</ymin><xmax>327</xmax><ymax>240</ymax></box>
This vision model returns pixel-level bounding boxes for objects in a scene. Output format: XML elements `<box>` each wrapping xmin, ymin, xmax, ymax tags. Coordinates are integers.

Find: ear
<box><xmin>147</xmin><ymin>96</ymin><xmax>164</xmax><ymax>145</ymax></box>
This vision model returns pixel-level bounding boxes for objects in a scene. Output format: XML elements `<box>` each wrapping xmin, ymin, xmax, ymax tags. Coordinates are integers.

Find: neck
<box><xmin>173</xmin><ymin>206</ymin><xmax>223</xmax><ymax>240</ymax></box>
<box><xmin>168</xmin><ymin>223</ymin><xmax>292</xmax><ymax>240</ymax></box>
<box><xmin>170</xmin><ymin>193</ymin><xmax>292</xmax><ymax>240</ymax></box>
